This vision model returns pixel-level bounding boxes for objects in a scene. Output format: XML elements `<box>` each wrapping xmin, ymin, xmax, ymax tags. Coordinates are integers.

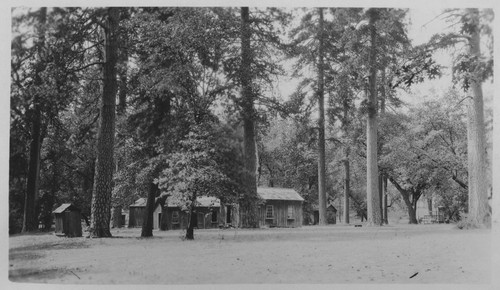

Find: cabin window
<box><xmin>266</xmin><ymin>205</ymin><xmax>274</xmax><ymax>219</ymax></box>
<box><xmin>287</xmin><ymin>205</ymin><xmax>294</xmax><ymax>219</ymax></box>
<box><xmin>172</xmin><ymin>211</ymin><xmax>180</xmax><ymax>224</ymax></box>
<box><xmin>211</xmin><ymin>210</ymin><xmax>218</xmax><ymax>223</ymax></box>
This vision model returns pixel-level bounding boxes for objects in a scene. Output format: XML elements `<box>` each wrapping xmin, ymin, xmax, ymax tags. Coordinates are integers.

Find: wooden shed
<box><xmin>53</xmin><ymin>203</ymin><xmax>82</xmax><ymax>237</ymax></box>
<box><xmin>257</xmin><ymin>187</ymin><xmax>304</xmax><ymax>228</ymax></box>
<box><xmin>128</xmin><ymin>198</ymin><xmax>147</xmax><ymax>228</ymax></box>
<box><xmin>326</xmin><ymin>204</ymin><xmax>337</xmax><ymax>224</ymax></box>
<box><xmin>312</xmin><ymin>204</ymin><xmax>337</xmax><ymax>225</ymax></box>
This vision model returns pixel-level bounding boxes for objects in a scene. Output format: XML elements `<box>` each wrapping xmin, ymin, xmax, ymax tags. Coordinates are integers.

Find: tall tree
<box><xmin>20</xmin><ymin>7</ymin><xmax>47</xmax><ymax>232</ymax></box>
<box><xmin>239</xmin><ymin>7</ymin><xmax>259</xmax><ymax>228</ymax></box>
<box><xmin>428</xmin><ymin>8</ymin><xmax>493</xmax><ymax>226</ymax></box>
<box><xmin>365</xmin><ymin>8</ymin><xmax>382</xmax><ymax>225</ymax></box>
<box><xmin>90</xmin><ymin>7</ymin><xmax>119</xmax><ymax>238</ymax></box>
<box><xmin>379</xmin><ymin>68</ymin><xmax>389</xmax><ymax>224</ymax></box>
<box><xmin>316</xmin><ymin>8</ymin><xmax>327</xmax><ymax>225</ymax></box>
<box><xmin>463</xmin><ymin>8</ymin><xmax>489</xmax><ymax>226</ymax></box>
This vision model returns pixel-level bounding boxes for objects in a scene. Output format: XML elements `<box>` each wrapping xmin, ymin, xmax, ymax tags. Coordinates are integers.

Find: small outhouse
<box><xmin>53</xmin><ymin>203</ymin><xmax>82</xmax><ymax>237</ymax></box>
<box><xmin>312</xmin><ymin>204</ymin><xmax>337</xmax><ymax>225</ymax></box>
<box><xmin>326</xmin><ymin>204</ymin><xmax>337</xmax><ymax>224</ymax></box>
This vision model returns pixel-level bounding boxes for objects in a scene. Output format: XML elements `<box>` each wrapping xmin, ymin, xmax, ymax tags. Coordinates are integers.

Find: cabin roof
<box><xmin>130</xmin><ymin>198</ymin><xmax>147</xmax><ymax>207</ymax></box>
<box><xmin>164</xmin><ymin>196</ymin><xmax>221</xmax><ymax>208</ymax></box>
<box><xmin>53</xmin><ymin>203</ymin><xmax>80</xmax><ymax>214</ymax></box>
<box><xmin>312</xmin><ymin>204</ymin><xmax>337</xmax><ymax>211</ymax></box>
<box><xmin>257</xmin><ymin>187</ymin><xmax>304</xmax><ymax>201</ymax></box>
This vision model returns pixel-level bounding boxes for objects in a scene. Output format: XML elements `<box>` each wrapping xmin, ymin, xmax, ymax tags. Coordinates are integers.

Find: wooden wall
<box><xmin>326</xmin><ymin>207</ymin><xmax>336</xmax><ymax>224</ymax></box>
<box><xmin>128</xmin><ymin>207</ymin><xmax>145</xmax><ymax>228</ymax></box>
<box><xmin>162</xmin><ymin>207</ymin><xmax>221</xmax><ymax>230</ymax></box>
<box><xmin>54</xmin><ymin>211</ymin><xmax>82</xmax><ymax>237</ymax></box>
<box><xmin>54</xmin><ymin>214</ymin><xmax>64</xmax><ymax>235</ymax></box>
<box><xmin>258</xmin><ymin>200</ymin><xmax>303</xmax><ymax>228</ymax></box>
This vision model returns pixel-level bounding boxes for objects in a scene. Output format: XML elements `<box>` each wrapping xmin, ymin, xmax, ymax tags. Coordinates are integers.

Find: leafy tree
<box><xmin>258</xmin><ymin>115</ymin><xmax>319</xmax><ymax>222</ymax></box>
<box><xmin>158</xmin><ymin>123</ymin><xmax>244</xmax><ymax>240</ymax></box>
<box><xmin>428</xmin><ymin>8</ymin><xmax>493</xmax><ymax>227</ymax></box>
<box><xmin>113</xmin><ymin>7</ymin><xmax>238</xmax><ymax>236</ymax></box>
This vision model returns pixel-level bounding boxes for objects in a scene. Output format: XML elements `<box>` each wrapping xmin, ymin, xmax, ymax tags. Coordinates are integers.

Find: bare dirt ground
<box><xmin>8</xmin><ymin>223</ymin><xmax>492</xmax><ymax>285</ymax></box>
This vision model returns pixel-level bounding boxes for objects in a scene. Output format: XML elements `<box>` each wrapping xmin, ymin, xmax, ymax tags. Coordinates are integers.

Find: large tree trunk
<box><xmin>407</xmin><ymin>202</ymin><xmax>418</xmax><ymax>224</ymax></box>
<box><xmin>141</xmin><ymin>183</ymin><xmax>157</xmax><ymax>237</ymax></box>
<box><xmin>186</xmin><ymin>195</ymin><xmax>197</xmax><ymax>240</ymax></box>
<box><xmin>186</xmin><ymin>209</ymin><xmax>196</xmax><ymax>240</ymax></box>
<box><xmin>316</xmin><ymin>7</ymin><xmax>327</xmax><ymax>225</ymax></box>
<box><xmin>465</xmin><ymin>8</ymin><xmax>489</xmax><ymax>226</ymax></box>
<box><xmin>90</xmin><ymin>8</ymin><xmax>119</xmax><ymax>238</ymax></box>
<box><xmin>158</xmin><ymin>194</ymin><xmax>169</xmax><ymax>231</ymax></box>
<box><xmin>379</xmin><ymin>67</ymin><xmax>388</xmax><ymax>225</ymax></box>
<box><xmin>382</xmin><ymin>176</ymin><xmax>388</xmax><ymax>224</ymax></box>
<box><xmin>388</xmin><ymin>177</ymin><xmax>418</xmax><ymax>224</ymax></box>
<box><xmin>239</xmin><ymin>7</ymin><xmax>258</xmax><ymax>228</ymax></box>
<box><xmin>22</xmin><ymin>7</ymin><xmax>47</xmax><ymax>233</ymax></box>
<box><xmin>366</xmin><ymin>8</ymin><xmax>382</xmax><ymax>226</ymax></box>
<box><xmin>343</xmin><ymin>151</ymin><xmax>350</xmax><ymax>224</ymax></box>
<box><xmin>400</xmin><ymin>190</ymin><xmax>418</xmax><ymax>224</ymax></box>
<box><xmin>112</xmin><ymin>205</ymin><xmax>122</xmax><ymax>228</ymax></box>
<box><xmin>23</xmin><ymin>108</ymin><xmax>43</xmax><ymax>232</ymax></box>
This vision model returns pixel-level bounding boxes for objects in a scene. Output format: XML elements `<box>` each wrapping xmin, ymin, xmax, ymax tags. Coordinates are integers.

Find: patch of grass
<box><xmin>9</xmin><ymin>251</ymin><xmax>44</xmax><ymax>261</ymax></box>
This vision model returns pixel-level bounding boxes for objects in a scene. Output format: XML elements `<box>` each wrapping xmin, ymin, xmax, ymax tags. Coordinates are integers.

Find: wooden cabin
<box><xmin>53</xmin><ymin>203</ymin><xmax>82</xmax><ymax>237</ymax></box>
<box><xmin>156</xmin><ymin>196</ymin><xmax>223</xmax><ymax>230</ymax></box>
<box><xmin>257</xmin><ymin>187</ymin><xmax>304</xmax><ymax>228</ymax></box>
<box><xmin>128</xmin><ymin>198</ymin><xmax>147</xmax><ymax>228</ymax></box>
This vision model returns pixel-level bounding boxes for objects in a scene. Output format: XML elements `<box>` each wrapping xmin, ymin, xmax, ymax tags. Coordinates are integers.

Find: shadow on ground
<box><xmin>9</xmin><ymin>268</ymin><xmax>65</xmax><ymax>282</ymax></box>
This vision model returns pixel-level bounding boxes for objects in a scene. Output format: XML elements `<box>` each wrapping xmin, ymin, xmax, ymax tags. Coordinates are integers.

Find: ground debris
<box><xmin>409</xmin><ymin>272</ymin><xmax>419</xmax><ymax>278</ymax></box>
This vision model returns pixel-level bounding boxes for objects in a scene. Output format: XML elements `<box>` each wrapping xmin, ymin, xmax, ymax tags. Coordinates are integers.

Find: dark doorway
<box><xmin>192</xmin><ymin>210</ymin><xmax>198</xmax><ymax>229</ymax></box>
<box><xmin>313</xmin><ymin>210</ymin><xmax>319</xmax><ymax>225</ymax></box>
<box><xmin>226</xmin><ymin>206</ymin><xmax>232</xmax><ymax>224</ymax></box>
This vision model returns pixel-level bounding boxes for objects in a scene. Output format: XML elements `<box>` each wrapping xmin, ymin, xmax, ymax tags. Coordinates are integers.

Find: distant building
<box><xmin>158</xmin><ymin>196</ymin><xmax>223</xmax><ymax>230</ymax></box>
<box><xmin>126</xmin><ymin>187</ymin><xmax>305</xmax><ymax>230</ymax></box>
<box><xmin>256</xmin><ymin>187</ymin><xmax>304</xmax><ymax>228</ymax></box>
<box><xmin>53</xmin><ymin>203</ymin><xmax>82</xmax><ymax>237</ymax></box>
<box><xmin>127</xmin><ymin>198</ymin><xmax>148</xmax><ymax>228</ymax></box>
<box><xmin>312</xmin><ymin>204</ymin><xmax>337</xmax><ymax>225</ymax></box>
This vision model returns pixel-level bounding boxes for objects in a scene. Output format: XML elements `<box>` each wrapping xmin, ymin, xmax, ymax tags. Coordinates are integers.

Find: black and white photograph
<box><xmin>5</xmin><ymin>0</ymin><xmax>498</xmax><ymax>287</ymax></box>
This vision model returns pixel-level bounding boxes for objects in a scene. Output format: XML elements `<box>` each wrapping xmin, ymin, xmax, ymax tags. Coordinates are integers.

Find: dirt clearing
<box><xmin>8</xmin><ymin>224</ymin><xmax>492</xmax><ymax>285</ymax></box>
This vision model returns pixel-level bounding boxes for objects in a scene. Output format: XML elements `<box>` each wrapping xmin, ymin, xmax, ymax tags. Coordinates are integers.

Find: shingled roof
<box><xmin>53</xmin><ymin>203</ymin><xmax>80</xmax><ymax>214</ymax></box>
<box><xmin>257</xmin><ymin>187</ymin><xmax>304</xmax><ymax>201</ymax></box>
<box><xmin>130</xmin><ymin>198</ymin><xmax>147</xmax><ymax>207</ymax></box>
<box><xmin>164</xmin><ymin>196</ymin><xmax>221</xmax><ymax>208</ymax></box>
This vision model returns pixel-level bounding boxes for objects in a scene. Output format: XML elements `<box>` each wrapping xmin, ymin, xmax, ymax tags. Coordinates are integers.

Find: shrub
<box><xmin>456</xmin><ymin>214</ymin><xmax>479</xmax><ymax>230</ymax></box>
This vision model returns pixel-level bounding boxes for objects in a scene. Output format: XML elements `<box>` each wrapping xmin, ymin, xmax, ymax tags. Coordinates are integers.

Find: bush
<box><xmin>9</xmin><ymin>208</ymin><xmax>23</xmax><ymax>235</ymax></box>
<box><xmin>455</xmin><ymin>214</ymin><xmax>480</xmax><ymax>230</ymax></box>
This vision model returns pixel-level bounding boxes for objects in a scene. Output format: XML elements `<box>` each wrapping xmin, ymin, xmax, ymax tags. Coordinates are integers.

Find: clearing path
<box><xmin>8</xmin><ymin>224</ymin><xmax>491</xmax><ymax>284</ymax></box>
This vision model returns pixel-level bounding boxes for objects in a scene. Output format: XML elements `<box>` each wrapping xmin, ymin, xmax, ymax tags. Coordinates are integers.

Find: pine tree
<box><xmin>89</xmin><ymin>7</ymin><xmax>120</xmax><ymax>238</ymax></box>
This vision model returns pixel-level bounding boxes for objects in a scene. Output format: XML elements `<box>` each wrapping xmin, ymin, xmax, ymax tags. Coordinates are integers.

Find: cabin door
<box><xmin>226</xmin><ymin>206</ymin><xmax>232</xmax><ymax>224</ymax></box>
